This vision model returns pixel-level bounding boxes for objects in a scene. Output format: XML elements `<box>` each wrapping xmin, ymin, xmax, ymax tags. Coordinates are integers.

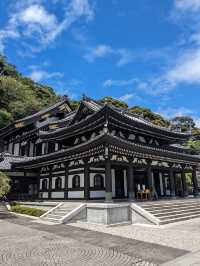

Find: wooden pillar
<box><xmin>169</xmin><ymin>164</ymin><xmax>176</xmax><ymax>198</ymax></box>
<box><xmin>84</xmin><ymin>159</ymin><xmax>90</xmax><ymax>200</ymax></box>
<box><xmin>127</xmin><ymin>161</ymin><xmax>135</xmax><ymax>200</ymax></box>
<box><xmin>192</xmin><ymin>166</ymin><xmax>199</xmax><ymax>197</ymax></box>
<box><xmin>64</xmin><ymin>162</ymin><xmax>69</xmax><ymax>199</ymax></box>
<box><xmin>181</xmin><ymin>166</ymin><xmax>188</xmax><ymax>197</ymax></box>
<box><xmin>105</xmin><ymin>158</ymin><xmax>112</xmax><ymax>202</ymax></box>
<box><xmin>147</xmin><ymin>159</ymin><xmax>153</xmax><ymax>189</ymax></box>
<box><xmin>48</xmin><ymin>166</ymin><xmax>53</xmax><ymax>199</ymax></box>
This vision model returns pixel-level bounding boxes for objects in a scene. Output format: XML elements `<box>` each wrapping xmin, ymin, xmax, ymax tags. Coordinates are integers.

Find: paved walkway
<box><xmin>69</xmin><ymin>217</ymin><xmax>200</xmax><ymax>252</ymax></box>
<box><xmin>0</xmin><ymin>215</ymin><xmax>188</xmax><ymax>266</ymax></box>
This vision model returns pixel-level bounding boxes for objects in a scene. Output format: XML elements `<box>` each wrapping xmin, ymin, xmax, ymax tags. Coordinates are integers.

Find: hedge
<box><xmin>11</xmin><ymin>205</ymin><xmax>46</xmax><ymax>217</ymax></box>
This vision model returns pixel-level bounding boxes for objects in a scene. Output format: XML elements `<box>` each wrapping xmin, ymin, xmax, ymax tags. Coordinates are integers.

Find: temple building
<box><xmin>0</xmin><ymin>96</ymin><xmax>199</xmax><ymax>201</ymax></box>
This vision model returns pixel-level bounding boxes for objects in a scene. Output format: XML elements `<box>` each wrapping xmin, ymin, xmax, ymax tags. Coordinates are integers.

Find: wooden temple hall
<box><xmin>0</xmin><ymin>96</ymin><xmax>200</xmax><ymax>201</ymax></box>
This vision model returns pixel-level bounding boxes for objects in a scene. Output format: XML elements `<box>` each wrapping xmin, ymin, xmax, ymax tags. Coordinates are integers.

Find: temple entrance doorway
<box><xmin>175</xmin><ymin>173</ymin><xmax>183</xmax><ymax>196</ymax></box>
<box><xmin>115</xmin><ymin>169</ymin><xmax>125</xmax><ymax>198</ymax></box>
<box><xmin>134</xmin><ymin>169</ymin><xmax>147</xmax><ymax>193</ymax></box>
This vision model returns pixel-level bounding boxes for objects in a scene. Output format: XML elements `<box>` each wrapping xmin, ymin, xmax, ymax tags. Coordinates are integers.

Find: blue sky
<box><xmin>1</xmin><ymin>0</ymin><xmax>200</xmax><ymax>125</ymax></box>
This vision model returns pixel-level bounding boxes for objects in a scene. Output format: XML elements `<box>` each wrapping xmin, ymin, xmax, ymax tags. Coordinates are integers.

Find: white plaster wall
<box><xmin>8</xmin><ymin>142</ymin><xmax>13</xmax><ymax>153</ymax></box>
<box><xmin>112</xmin><ymin>169</ymin><xmax>115</xmax><ymax>197</ymax></box>
<box><xmin>42</xmin><ymin>143</ymin><xmax>45</xmax><ymax>155</ymax></box>
<box><xmin>68</xmin><ymin>173</ymin><xmax>84</xmax><ymax>188</ymax></box>
<box><xmin>42</xmin><ymin>192</ymin><xmax>48</xmax><ymax>198</ymax></box>
<box><xmin>40</xmin><ymin>178</ymin><xmax>49</xmax><ymax>189</ymax></box>
<box><xmin>55</xmin><ymin>143</ymin><xmax>59</xmax><ymax>151</ymax></box>
<box><xmin>68</xmin><ymin>168</ymin><xmax>84</xmax><ymax>173</ymax></box>
<box><xmin>68</xmin><ymin>191</ymin><xmax>84</xmax><ymax>198</ymax></box>
<box><xmin>29</xmin><ymin>142</ymin><xmax>34</xmax><ymax>156</ymax></box>
<box><xmin>14</xmin><ymin>143</ymin><xmax>20</xmax><ymax>156</ymax></box>
<box><xmin>123</xmin><ymin>169</ymin><xmax>127</xmax><ymax>197</ymax></box>
<box><xmin>52</xmin><ymin>176</ymin><xmax>65</xmax><ymax>189</ymax></box>
<box><xmin>90</xmin><ymin>191</ymin><xmax>105</xmax><ymax>198</ymax></box>
<box><xmin>90</xmin><ymin>167</ymin><xmax>105</xmax><ymax>171</ymax></box>
<box><xmin>52</xmin><ymin>170</ymin><xmax>65</xmax><ymax>175</ymax></box>
<box><xmin>40</xmin><ymin>173</ymin><xmax>49</xmax><ymax>177</ymax></box>
<box><xmin>51</xmin><ymin>192</ymin><xmax>64</xmax><ymax>198</ymax></box>
<box><xmin>90</xmin><ymin>173</ymin><xmax>105</xmax><ymax>187</ymax></box>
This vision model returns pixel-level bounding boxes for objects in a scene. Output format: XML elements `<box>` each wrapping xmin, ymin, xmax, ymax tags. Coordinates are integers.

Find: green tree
<box><xmin>0</xmin><ymin>110</ymin><xmax>12</xmax><ymax>128</ymax></box>
<box><xmin>129</xmin><ymin>106</ymin><xmax>169</xmax><ymax>127</ymax></box>
<box><xmin>0</xmin><ymin>172</ymin><xmax>10</xmax><ymax>197</ymax></box>
<box><xmin>99</xmin><ymin>97</ymin><xmax>128</xmax><ymax>110</ymax></box>
<box><xmin>186</xmin><ymin>139</ymin><xmax>200</xmax><ymax>153</ymax></box>
<box><xmin>170</xmin><ymin>116</ymin><xmax>195</xmax><ymax>132</ymax></box>
<box><xmin>0</xmin><ymin>55</ymin><xmax>20</xmax><ymax>78</ymax></box>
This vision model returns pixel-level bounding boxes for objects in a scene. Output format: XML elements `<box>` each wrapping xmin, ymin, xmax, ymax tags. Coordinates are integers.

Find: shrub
<box><xmin>11</xmin><ymin>205</ymin><xmax>46</xmax><ymax>217</ymax></box>
<box><xmin>0</xmin><ymin>171</ymin><xmax>10</xmax><ymax>197</ymax></box>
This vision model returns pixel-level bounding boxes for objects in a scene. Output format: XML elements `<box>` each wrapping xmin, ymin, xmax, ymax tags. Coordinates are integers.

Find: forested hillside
<box><xmin>0</xmin><ymin>55</ymin><xmax>60</xmax><ymax>128</ymax></box>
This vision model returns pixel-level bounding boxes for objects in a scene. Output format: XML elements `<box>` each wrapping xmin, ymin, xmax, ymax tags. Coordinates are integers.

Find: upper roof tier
<box><xmin>0</xmin><ymin>97</ymin><xmax>72</xmax><ymax>137</ymax></box>
<box><xmin>39</xmin><ymin>97</ymin><xmax>191</xmax><ymax>143</ymax></box>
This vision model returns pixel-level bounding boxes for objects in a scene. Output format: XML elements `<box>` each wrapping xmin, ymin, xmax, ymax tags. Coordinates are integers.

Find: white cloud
<box><xmin>119</xmin><ymin>93</ymin><xmax>138</xmax><ymax>102</ymax></box>
<box><xmin>157</xmin><ymin>106</ymin><xmax>200</xmax><ymax>127</ymax></box>
<box><xmin>174</xmin><ymin>0</ymin><xmax>200</xmax><ymax>12</ymax></box>
<box><xmin>0</xmin><ymin>0</ymin><xmax>95</xmax><ymax>53</ymax></box>
<box><xmin>194</xmin><ymin>117</ymin><xmax>200</xmax><ymax>127</ymax></box>
<box><xmin>29</xmin><ymin>69</ymin><xmax>63</xmax><ymax>82</ymax></box>
<box><xmin>116</xmin><ymin>49</ymin><xmax>133</xmax><ymax>66</ymax></box>
<box><xmin>157</xmin><ymin>107</ymin><xmax>194</xmax><ymax>119</ymax></box>
<box><xmin>135</xmin><ymin>0</ymin><xmax>200</xmax><ymax>96</ymax></box>
<box><xmin>103</xmin><ymin>78</ymin><xmax>138</xmax><ymax>87</ymax></box>
<box><xmin>83</xmin><ymin>45</ymin><xmax>113</xmax><ymax>62</ymax></box>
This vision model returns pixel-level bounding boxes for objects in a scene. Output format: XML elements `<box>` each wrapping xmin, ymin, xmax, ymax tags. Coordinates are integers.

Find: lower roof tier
<box><xmin>12</xmin><ymin>133</ymin><xmax>200</xmax><ymax>169</ymax></box>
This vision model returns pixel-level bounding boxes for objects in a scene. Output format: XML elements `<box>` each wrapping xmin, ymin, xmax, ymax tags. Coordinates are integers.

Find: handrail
<box><xmin>39</xmin><ymin>202</ymin><xmax>63</xmax><ymax>218</ymax></box>
<box><xmin>130</xmin><ymin>203</ymin><xmax>160</xmax><ymax>225</ymax></box>
<box><xmin>61</xmin><ymin>203</ymin><xmax>86</xmax><ymax>223</ymax></box>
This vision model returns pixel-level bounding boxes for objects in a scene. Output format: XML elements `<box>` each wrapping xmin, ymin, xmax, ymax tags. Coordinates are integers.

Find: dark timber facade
<box><xmin>0</xmin><ymin>97</ymin><xmax>200</xmax><ymax>201</ymax></box>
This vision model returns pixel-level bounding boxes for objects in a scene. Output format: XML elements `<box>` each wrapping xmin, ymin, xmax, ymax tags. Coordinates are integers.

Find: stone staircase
<box><xmin>0</xmin><ymin>202</ymin><xmax>7</xmax><ymax>213</ymax></box>
<box><xmin>138</xmin><ymin>199</ymin><xmax>200</xmax><ymax>225</ymax></box>
<box><xmin>40</xmin><ymin>202</ymin><xmax>85</xmax><ymax>224</ymax></box>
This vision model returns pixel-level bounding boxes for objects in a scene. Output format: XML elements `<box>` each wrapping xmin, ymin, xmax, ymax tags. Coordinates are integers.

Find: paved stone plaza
<box><xmin>69</xmin><ymin>217</ymin><xmax>200</xmax><ymax>252</ymax></box>
<box><xmin>0</xmin><ymin>212</ymin><xmax>190</xmax><ymax>266</ymax></box>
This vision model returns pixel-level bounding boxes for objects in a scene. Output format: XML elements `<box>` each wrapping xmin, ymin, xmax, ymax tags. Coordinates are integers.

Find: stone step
<box><xmin>140</xmin><ymin>200</ymin><xmax>200</xmax><ymax>209</ymax></box>
<box><xmin>148</xmin><ymin>206</ymin><xmax>200</xmax><ymax>215</ymax></box>
<box><xmin>47</xmin><ymin>214</ymin><xmax>64</xmax><ymax>219</ymax></box>
<box><xmin>58</xmin><ymin>207</ymin><xmax>78</xmax><ymax>211</ymax></box>
<box><xmin>142</xmin><ymin>203</ymin><xmax>200</xmax><ymax>211</ymax></box>
<box><xmin>157</xmin><ymin>210</ymin><xmax>200</xmax><ymax>220</ymax></box>
<box><xmin>53</xmin><ymin>211</ymin><xmax>68</xmax><ymax>215</ymax></box>
<box><xmin>159</xmin><ymin>213</ymin><xmax>200</xmax><ymax>225</ymax></box>
<box><xmin>42</xmin><ymin>217</ymin><xmax>61</xmax><ymax>222</ymax></box>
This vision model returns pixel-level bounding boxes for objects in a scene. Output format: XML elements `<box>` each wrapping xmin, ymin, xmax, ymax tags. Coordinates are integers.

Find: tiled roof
<box><xmin>0</xmin><ymin>153</ymin><xmax>33</xmax><ymax>170</ymax></box>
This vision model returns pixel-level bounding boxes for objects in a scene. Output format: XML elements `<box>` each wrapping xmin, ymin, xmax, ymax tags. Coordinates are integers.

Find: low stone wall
<box><xmin>86</xmin><ymin>203</ymin><xmax>130</xmax><ymax>225</ymax></box>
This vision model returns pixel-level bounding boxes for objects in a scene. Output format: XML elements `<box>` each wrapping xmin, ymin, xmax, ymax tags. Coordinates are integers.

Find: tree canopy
<box><xmin>0</xmin><ymin>55</ymin><xmax>60</xmax><ymax>128</ymax></box>
<box><xmin>170</xmin><ymin>116</ymin><xmax>195</xmax><ymax>132</ymax></box>
<box><xmin>99</xmin><ymin>97</ymin><xmax>128</xmax><ymax>110</ymax></box>
<box><xmin>129</xmin><ymin>106</ymin><xmax>170</xmax><ymax>128</ymax></box>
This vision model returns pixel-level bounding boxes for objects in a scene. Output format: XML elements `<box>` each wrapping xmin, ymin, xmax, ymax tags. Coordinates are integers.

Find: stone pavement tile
<box><xmin>68</xmin><ymin>218</ymin><xmax>200</xmax><ymax>252</ymax></box>
<box><xmin>161</xmin><ymin>250</ymin><xmax>200</xmax><ymax>266</ymax></box>
<box><xmin>0</xmin><ymin>220</ymin><xmax>155</xmax><ymax>266</ymax></box>
<box><xmin>4</xmin><ymin>216</ymin><xmax>188</xmax><ymax>265</ymax></box>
